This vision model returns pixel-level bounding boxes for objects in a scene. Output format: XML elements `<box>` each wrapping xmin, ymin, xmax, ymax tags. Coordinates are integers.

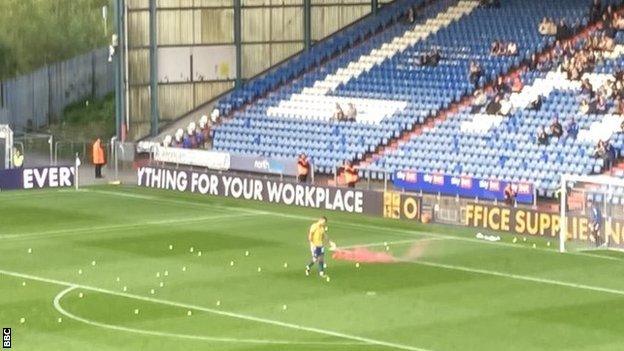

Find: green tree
<box><xmin>0</xmin><ymin>0</ymin><xmax>112</xmax><ymax>80</ymax></box>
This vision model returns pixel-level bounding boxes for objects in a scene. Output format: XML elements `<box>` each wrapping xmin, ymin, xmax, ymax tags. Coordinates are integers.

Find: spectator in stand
<box><xmin>506</xmin><ymin>42</ymin><xmax>518</xmax><ymax>56</ymax></box>
<box><xmin>537</xmin><ymin>126</ymin><xmax>549</xmax><ymax>145</ymax></box>
<box><xmin>566</xmin><ymin>118</ymin><xmax>579</xmax><ymax>140</ymax></box>
<box><xmin>539</xmin><ymin>17</ymin><xmax>558</xmax><ymax>36</ymax></box>
<box><xmin>503</xmin><ymin>183</ymin><xmax>517</xmax><ymax>206</ymax></box>
<box><xmin>485</xmin><ymin>95</ymin><xmax>502</xmax><ymax>115</ymax></box>
<box><xmin>556</xmin><ymin>20</ymin><xmax>572</xmax><ymax>40</ymax></box>
<box><xmin>12</xmin><ymin>147</ymin><xmax>24</xmax><ymax>168</ymax></box>
<box><xmin>589</xmin><ymin>0</ymin><xmax>602</xmax><ymax>24</ymax></box>
<box><xmin>550</xmin><ymin>117</ymin><xmax>563</xmax><ymax>138</ymax></box>
<box><xmin>172</xmin><ymin>129</ymin><xmax>184</xmax><ymax>147</ymax></box>
<box><xmin>528</xmin><ymin>94</ymin><xmax>543</xmax><ymax>111</ymax></box>
<box><xmin>341</xmin><ymin>160</ymin><xmax>359</xmax><ymax>188</ymax></box>
<box><xmin>419</xmin><ymin>48</ymin><xmax>441</xmax><ymax>66</ymax></box>
<box><xmin>199</xmin><ymin>115</ymin><xmax>211</xmax><ymax>147</ymax></box>
<box><xmin>617</xmin><ymin>98</ymin><xmax>624</xmax><ymax>115</ymax></box>
<box><xmin>593</xmin><ymin>139</ymin><xmax>608</xmax><ymax>160</ymax></box>
<box><xmin>345</xmin><ymin>103</ymin><xmax>357</xmax><ymax>122</ymax></box>
<box><xmin>480</xmin><ymin>0</ymin><xmax>501</xmax><ymax>8</ymax></box>
<box><xmin>613</xmin><ymin>12</ymin><xmax>624</xmax><ymax>30</ymax></box>
<box><xmin>472</xmin><ymin>89</ymin><xmax>487</xmax><ymax>113</ymax></box>
<box><xmin>596</xmin><ymin>94</ymin><xmax>608</xmax><ymax>114</ymax></box>
<box><xmin>405</xmin><ymin>6</ymin><xmax>415</xmax><ymax>24</ymax></box>
<box><xmin>580</xmin><ymin>98</ymin><xmax>593</xmax><ymax>114</ymax></box>
<box><xmin>162</xmin><ymin>135</ymin><xmax>172</xmax><ymax>147</ymax></box>
<box><xmin>581</xmin><ymin>78</ymin><xmax>595</xmax><ymax>98</ymax></box>
<box><xmin>92</xmin><ymin>138</ymin><xmax>105</xmax><ymax>178</ymax></box>
<box><xmin>297</xmin><ymin>153</ymin><xmax>310</xmax><ymax>183</ymax></box>
<box><xmin>469</xmin><ymin>60</ymin><xmax>482</xmax><ymax>88</ymax></box>
<box><xmin>490</xmin><ymin>41</ymin><xmax>502</xmax><ymax>55</ymax></box>
<box><xmin>493</xmin><ymin>76</ymin><xmax>510</xmax><ymax>96</ymax></box>
<box><xmin>210</xmin><ymin>108</ymin><xmax>220</xmax><ymax>125</ymax></box>
<box><xmin>332</xmin><ymin>103</ymin><xmax>345</xmax><ymax>121</ymax></box>
<box><xmin>511</xmin><ymin>75</ymin><xmax>523</xmax><ymax>93</ymax></box>
<box><xmin>182</xmin><ymin>128</ymin><xmax>193</xmax><ymax>149</ymax></box>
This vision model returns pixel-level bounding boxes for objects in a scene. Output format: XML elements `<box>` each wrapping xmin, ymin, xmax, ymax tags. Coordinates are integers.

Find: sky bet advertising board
<box><xmin>392</xmin><ymin>170</ymin><xmax>534</xmax><ymax>204</ymax></box>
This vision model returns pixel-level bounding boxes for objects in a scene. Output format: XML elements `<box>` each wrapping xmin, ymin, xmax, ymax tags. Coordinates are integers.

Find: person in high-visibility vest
<box><xmin>92</xmin><ymin>138</ymin><xmax>106</xmax><ymax>178</ymax></box>
<box><xmin>297</xmin><ymin>153</ymin><xmax>310</xmax><ymax>183</ymax></box>
<box><xmin>12</xmin><ymin>147</ymin><xmax>24</xmax><ymax>168</ymax></box>
<box><xmin>342</xmin><ymin>160</ymin><xmax>358</xmax><ymax>188</ymax></box>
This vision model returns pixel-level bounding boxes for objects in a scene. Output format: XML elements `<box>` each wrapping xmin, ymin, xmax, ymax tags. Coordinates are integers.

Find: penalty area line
<box><xmin>53</xmin><ymin>286</ymin><xmax>365</xmax><ymax>346</ymax></box>
<box><xmin>0</xmin><ymin>269</ymin><xmax>430</xmax><ymax>351</ymax></box>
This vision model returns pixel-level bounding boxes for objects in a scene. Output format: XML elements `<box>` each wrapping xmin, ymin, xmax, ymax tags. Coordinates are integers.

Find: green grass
<box><xmin>2</xmin><ymin>185</ymin><xmax>624</xmax><ymax>350</ymax></box>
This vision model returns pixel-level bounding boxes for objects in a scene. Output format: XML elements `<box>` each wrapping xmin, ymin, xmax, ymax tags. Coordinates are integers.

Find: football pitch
<box><xmin>2</xmin><ymin>186</ymin><xmax>624</xmax><ymax>351</ymax></box>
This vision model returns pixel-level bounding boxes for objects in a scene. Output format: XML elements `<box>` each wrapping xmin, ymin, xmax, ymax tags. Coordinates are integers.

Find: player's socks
<box><xmin>319</xmin><ymin>261</ymin><xmax>325</xmax><ymax>275</ymax></box>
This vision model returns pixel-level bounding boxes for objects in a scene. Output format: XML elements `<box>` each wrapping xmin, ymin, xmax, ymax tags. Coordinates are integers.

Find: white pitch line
<box><xmin>339</xmin><ymin>237</ymin><xmax>447</xmax><ymax>250</ymax></box>
<box><xmin>0</xmin><ymin>269</ymin><xmax>429</xmax><ymax>351</ymax></box>
<box><xmin>84</xmin><ymin>188</ymin><xmax>624</xmax><ymax>263</ymax></box>
<box><xmin>0</xmin><ymin>213</ymin><xmax>259</xmax><ymax>241</ymax></box>
<box><xmin>53</xmin><ymin>286</ymin><xmax>366</xmax><ymax>346</ymax></box>
<box><xmin>401</xmin><ymin>259</ymin><xmax>624</xmax><ymax>297</ymax></box>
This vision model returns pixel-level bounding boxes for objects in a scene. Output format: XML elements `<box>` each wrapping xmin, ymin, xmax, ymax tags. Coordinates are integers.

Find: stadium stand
<box><xmin>162</xmin><ymin>0</ymin><xmax>624</xmax><ymax>198</ymax></box>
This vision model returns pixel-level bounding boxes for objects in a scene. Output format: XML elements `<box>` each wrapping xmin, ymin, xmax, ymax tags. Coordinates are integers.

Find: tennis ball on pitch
<box><xmin>123</xmin><ymin>286</ymin><xmax>127</xmax><ymax>292</ymax></box>
<box><xmin>27</xmin><ymin>248</ymin><xmax>32</xmax><ymax>254</ymax></box>
<box><xmin>168</xmin><ymin>244</ymin><xmax>173</xmax><ymax>250</ymax></box>
<box><xmin>189</xmin><ymin>247</ymin><xmax>194</xmax><ymax>253</ymax></box>
<box><xmin>197</xmin><ymin>251</ymin><xmax>202</xmax><ymax>257</ymax></box>
<box><xmin>78</xmin><ymin>269</ymin><xmax>83</xmax><ymax>275</ymax></box>
<box><xmin>512</xmin><ymin>237</ymin><xmax>517</xmax><ymax>243</ymax></box>
<box><xmin>19</xmin><ymin>317</ymin><xmax>25</xmax><ymax>324</ymax></box>
<box><xmin>326</xmin><ymin>276</ymin><xmax>331</xmax><ymax>283</ymax></box>
<box><xmin>282</xmin><ymin>304</ymin><xmax>287</xmax><ymax>311</ymax></box>
<box><xmin>150</xmin><ymin>289</ymin><xmax>155</xmax><ymax>295</ymax></box>
<box><xmin>230</xmin><ymin>260</ymin><xmax>235</xmax><ymax>266</ymax></box>
<box><xmin>57</xmin><ymin>317</ymin><xmax>62</xmax><ymax>323</ymax></box>
<box><xmin>21</xmin><ymin>281</ymin><xmax>26</xmax><ymax>287</ymax></box>
<box><xmin>78</xmin><ymin>292</ymin><xmax>84</xmax><ymax>298</ymax></box>
<box><xmin>532</xmin><ymin>243</ymin><xmax>536</xmax><ymax>249</ymax></box>
<box><xmin>116</xmin><ymin>277</ymin><xmax>120</xmax><ymax>282</ymax></box>
<box><xmin>156</xmin><ymin>272</ymin><xmax>160</xmax><ymax>278</ymax></box>
<box><xmin>257</xmin><ymin>267</ymin><xmax>262</xmax><ymax>272</ymax></box>
<box><xmin>159</xmin><ymin>282</ymin><xmax>164</xmax><ymax>287</ymax></box>
<box><xmin>164</xmin><ymin>270</ymin><xmax>169</xmax><ymax>276</ymax></box>
<box><xmin>385</xmin><ymin>246</ymin><xmax>390</xmax><ymax>251</ymax></box>
<box><xmin>245</xmin><ymin>250</ymin><xmax>250</xmax><ymax>257</ymax></box>
<box><xmin>283</xmin><ymin>262</ymin><xmax>288</xmax><ymax>268</ymax></box>
<box><xmin>187</xmin><ymin>310</ymin><xmax>192</xmax><ymax>316</ymax></box>
<box><xmin>182</xmin><ymin>266</ymin><xmax>187</xmax><ymax>272</ymax></box>
<box><xmin>91</xmin><ymin>260</ymin><xmax>96</xmax><ymax>266</ymax></box>
<box><xmin>383</xmin><ymin>242</ymin><xmax>388</xmax><ymax>246</ymax></box>
<box><xmin>355</xmin><ymin>263</ymin><xmax>360</xmax><ymax>268</ymax></box>
<box><xmin>547</xmin><ymin>241</ymin><xmax>551</xmax><ymax>247</ymax></box>
<box><xmin>523</xmin><ymin>237</ymin><xmax>527</xmax><ymax>242</ymax></box>
<box><xmin>216</xmin><ymin>300</ymin><xmax>221</xmax><ymax>306</ymax></box>
<box><xmin>134</xmin><ymin>309</ymin><xmax>139</xmax><ymax>315</ymax></box>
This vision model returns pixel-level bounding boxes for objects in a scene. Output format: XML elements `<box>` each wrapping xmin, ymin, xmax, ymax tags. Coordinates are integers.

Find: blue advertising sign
<box><xmin>229</xmin><ymin>154</ymin><xmax>298</xmax><ymax>177</ymax></box>
<box><xmin>0</xmin><ymin>166</ymin><xmax>75</xmax><ymax>191</ymax></box>
<box><xmin>392</xmin><ymin>170</ymin><xmax>534</xmax><ymax>204</ymax></box>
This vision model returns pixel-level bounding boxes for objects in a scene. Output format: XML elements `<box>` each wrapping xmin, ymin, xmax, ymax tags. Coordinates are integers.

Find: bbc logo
<box><xmin>2</xmin><ymin>328</ymin><xmax>10</xmax><ymax>349</ymax></box>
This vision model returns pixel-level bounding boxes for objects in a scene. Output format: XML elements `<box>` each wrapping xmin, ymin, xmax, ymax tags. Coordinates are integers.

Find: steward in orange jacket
<box><xmin>297</xmin><ymin>153</ymin><xmax>310</xmax><ymax>183</ymax></box>
<box><xmin>342</xmin><ymin>160</ymin><xmax>358</xmax><ymax>188</ymax></box>
<box><xmin>92</xmin><ymin>138</ymin><xmax>106</xmax><ymax>178</ymax></box>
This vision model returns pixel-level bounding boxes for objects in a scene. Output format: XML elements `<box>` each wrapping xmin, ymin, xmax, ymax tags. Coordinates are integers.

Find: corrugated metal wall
<box><xmin>127</xmin><ymin>0</ymin><xmax>391</xmax><ymax>140</ymax></box>
<box><xmin>0</xmin><ymin>48</ymin><xmax>114</xmax><ymax>131</ymax></box>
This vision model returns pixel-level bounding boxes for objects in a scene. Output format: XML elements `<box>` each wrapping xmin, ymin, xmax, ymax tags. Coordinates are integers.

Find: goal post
<box><xmin>559</xmin><ymin>174</ymin><xmax>624</xmax><ymax>253</ymax></box>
